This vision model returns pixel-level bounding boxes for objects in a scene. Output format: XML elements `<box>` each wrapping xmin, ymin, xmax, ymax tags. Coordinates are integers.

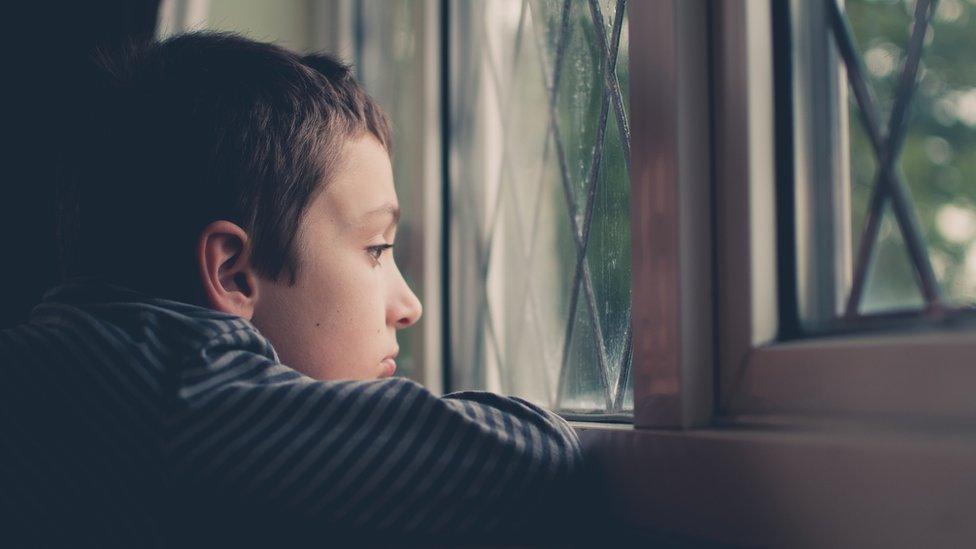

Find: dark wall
<box><xmin>1</xmin><ymin>0</ymin><xmax>160</xmax><ymax>328</ymax></box>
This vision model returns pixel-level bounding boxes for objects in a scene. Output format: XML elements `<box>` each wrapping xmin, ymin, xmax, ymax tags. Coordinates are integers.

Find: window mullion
<box><xmin>712</xmin><ymin>0</ymin><xmax>778</xmax><ymax>417</ymax></box>
<box><xmin>631</xmin><ymin>0</ymin><xmax>714</xmax><ymax>429</ymax></box>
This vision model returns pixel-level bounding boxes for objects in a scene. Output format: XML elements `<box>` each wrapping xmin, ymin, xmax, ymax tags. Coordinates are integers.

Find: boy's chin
<box><xmin>305</xmin><ymin>366</ymin><xmax>390</xmax><ymax>382</ymax></box>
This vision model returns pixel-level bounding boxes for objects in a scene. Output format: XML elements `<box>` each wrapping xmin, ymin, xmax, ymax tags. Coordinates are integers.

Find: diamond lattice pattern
<box><xmin>449</xmin><ymin>0</ymin><xmax>632</xmax><ymax>414</ymax></box>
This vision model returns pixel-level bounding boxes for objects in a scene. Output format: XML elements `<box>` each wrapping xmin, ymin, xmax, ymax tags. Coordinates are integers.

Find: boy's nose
<box><xmin>394</xmin><ymin>288</ymin><xmax>423</xmax><ymax>329</ymax></box>
<box><xmin>390</xmin><ymin>269</ymin><xmax>423</xmax><ymax>329</ymax></box>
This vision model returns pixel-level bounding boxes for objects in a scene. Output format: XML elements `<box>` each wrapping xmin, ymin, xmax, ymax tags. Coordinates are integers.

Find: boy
<box><xmin>0</xmin><ymin>32</ymin><xmax>583</xmax><ymax>547</ymax></box>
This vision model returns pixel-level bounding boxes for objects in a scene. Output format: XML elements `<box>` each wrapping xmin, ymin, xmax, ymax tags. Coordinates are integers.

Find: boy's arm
<box><xmin>163</xmin><ymin>326</ymin><xmax>583</xmax><ymax>539</ymax></box>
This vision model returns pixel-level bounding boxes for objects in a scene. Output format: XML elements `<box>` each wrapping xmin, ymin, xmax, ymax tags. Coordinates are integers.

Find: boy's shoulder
<box><xmin>25</xmin><ymin>277</ymin><xmax>263</xmax><ymax>360</ymax></box>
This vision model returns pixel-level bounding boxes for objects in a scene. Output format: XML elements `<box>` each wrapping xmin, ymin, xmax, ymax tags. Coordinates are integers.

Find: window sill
<box><xmin>727</xmin><ymin>328</ymin><xmax>976</xmax><ymax>420</ymax></box>
<box><xmin>571</xmin><ymin>420</ymin><xmax>976</xmax><ymax>546</ymax></box>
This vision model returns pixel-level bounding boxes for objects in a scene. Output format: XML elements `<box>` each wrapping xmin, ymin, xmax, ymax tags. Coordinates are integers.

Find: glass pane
<box><xmin>620</xmin><ymin>346</ymin><xmax>634</xmax><ymax>411</ymax></box>
<box><xmin>450</xmin><ymin>0</ymin><xmax>631</xmax><ymax>416</ymax></box>
<box><xmin>861</xmin><ymin>204</ymin><xmax>926</xmax><ymax>313</ymax></box>
<box><xmin>843</xmin><ymin>0</ymin><xmax>912</xmax><ymax>121</ymax></box>
<box><xmin>845</xmin><ymin>0</ymin><xmax>976</xmax><ymax>311</ymax></box>
<box><xmin>559</xmin><ymin>299</ymin><xmax>607</xmax><ymax>411</ymax></box>
<box><xmin>585</xmin><ymin>112</ymin><xmax>631</xmax><ymax>385</ymax></box>
<box><xmin>189</xmin><ymin>0</ymin><xmax>313</xmax><ymax>51</ymax></box>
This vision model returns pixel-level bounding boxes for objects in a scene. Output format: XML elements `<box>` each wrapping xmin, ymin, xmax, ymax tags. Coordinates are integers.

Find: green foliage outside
<box><xmin>846</xmin><ymin>0</ymin><xmax>976</xmax><ymax>311</ymax></box>
<box><xmin>538</xmin><ymin>0</ymin><xmax>632</xmax><ymax>410</ymax></box>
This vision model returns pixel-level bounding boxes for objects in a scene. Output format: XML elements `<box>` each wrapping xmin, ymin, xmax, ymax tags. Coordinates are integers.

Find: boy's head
<box><xmin>58</xmin><ymin>32</ymin><xmax>422</xmax><ymax>380</ymax></box>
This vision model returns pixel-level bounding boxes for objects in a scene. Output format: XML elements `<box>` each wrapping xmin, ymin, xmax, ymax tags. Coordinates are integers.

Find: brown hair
<box><xmin>57</xmin><ymin>31</ymin><xmax>392</xmax><ymax>304</ymax></box>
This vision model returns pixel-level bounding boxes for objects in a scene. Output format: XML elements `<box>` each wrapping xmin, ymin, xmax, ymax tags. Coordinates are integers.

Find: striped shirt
<box><xmin>0</xmin><ymin>279</ymin><xmax>583</xmax><ymax>547</ymax></box>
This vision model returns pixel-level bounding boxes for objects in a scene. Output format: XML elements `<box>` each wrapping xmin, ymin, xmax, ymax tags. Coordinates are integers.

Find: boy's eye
<box><xmin>366</xmin><ymin>243</ymin><xmax>394</xmax><ymax>263</ymax></box>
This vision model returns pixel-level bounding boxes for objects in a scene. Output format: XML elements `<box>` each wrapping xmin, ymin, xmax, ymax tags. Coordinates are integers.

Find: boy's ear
<box><xmin>197</xmin><ymin>220</ymin><xmax>259</xmax><ymax>319</ymax></box>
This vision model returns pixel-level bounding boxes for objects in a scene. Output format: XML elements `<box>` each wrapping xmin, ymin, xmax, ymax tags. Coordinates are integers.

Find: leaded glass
<box><xmin>449</xmin><ymin>0</ymin><xmax>632</xmax><ymax>416</ymax></box>
<box><xmin>836</xmin><ymin>0</ymin><xmax>976</xmax><ymax>316</ymax></box>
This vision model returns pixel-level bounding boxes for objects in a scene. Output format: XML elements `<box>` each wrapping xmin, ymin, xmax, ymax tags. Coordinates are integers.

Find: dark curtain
<box><xmin>1</xmin><ymin>0</ymin><xmax>161</xmax><ymax>328</ymax></box>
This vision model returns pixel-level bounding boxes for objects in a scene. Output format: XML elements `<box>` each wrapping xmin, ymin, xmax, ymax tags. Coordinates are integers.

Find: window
<box><xmin>719</xmin><ymin>0</ymin><xmax>976</xmax><ymax>423</ymax></box>
<box><xmin>789</xmin><ymin>0</ymin><xmax>976</xmax><ymax>334</ymax></box>
<box><xmin>156</xmin><ymin>0</ymin><xmax>655</xmax><ymax>423</ymax></box>
<box><xmin>844</xmin><ymin>0</ymin><xmax>976</xmax><ymax>316</ymax></box>
<box><xmin>577</xmin><ymin>3</ymin><xmax>976</xmax><ymax>543</ymax></box>
<box><xmin>153</xmin><ymin>0</ymin><xmax>976</xmax><ymax>543</ymax></box>
<box><xmin>157</xmin><ymin>0</ymin><xmax>976</xmax><ymax>427</ymax></box>
<box><xmin>446</xmin><ymin>0</ymin><xmax>633</xmax><ymax>419</ymax></box>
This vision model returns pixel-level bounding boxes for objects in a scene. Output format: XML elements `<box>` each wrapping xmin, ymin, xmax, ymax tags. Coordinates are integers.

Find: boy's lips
<box><xmin>380</xmin><ymin>349</ymin><xmax>398</xmax><ymax>377</ymax></box>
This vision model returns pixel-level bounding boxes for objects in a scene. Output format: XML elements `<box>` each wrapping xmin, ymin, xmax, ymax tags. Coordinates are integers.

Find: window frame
<box><xmin>164</xmin><ymin>0</ymin><xmax>976</xmax><ymax>428</ymax></box>
<box><xmin>575</xmin><ymin>2</ymin><xmax>976</xmax><ymax>542</ymax></box>
<box><xmin>628</xmin><ymin>0</ymin><xmax>714</xmax><ymax>428</ymax></box>
<box><xmin>717</xmin><ymin>0</ymin><xmax>976</xmax><ymax>425</ymax></box>
<box><xmin>347</xmin><ymin>0</ymin><xmax>976</xmax><ymax>426</ymax></box>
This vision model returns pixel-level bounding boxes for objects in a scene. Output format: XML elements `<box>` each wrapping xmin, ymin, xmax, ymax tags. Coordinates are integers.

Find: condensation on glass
<box><xmin>839</xmin><ymin>0</ymin><xmax>976</xmax><ymax>317</ymax></box>
<box><xmin>449</xmin><ymin>0</ymin><xmax>632</xmax><ymax>416</ymax></box>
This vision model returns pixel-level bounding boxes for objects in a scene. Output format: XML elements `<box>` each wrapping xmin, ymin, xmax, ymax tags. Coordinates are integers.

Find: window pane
<box><xmin>846</xmin><ymin>0</ymin><xmax>976</xmax><ymax>312</ymax></box>
<box><xmin>449</xmin><ymin>0</ymin><xmax>631</xmax><ymax>415</ymax></box>
<box><xmin>160</xmin><ymin>0</ymin><xmax>321</xmax><ymax>51</ymax></box>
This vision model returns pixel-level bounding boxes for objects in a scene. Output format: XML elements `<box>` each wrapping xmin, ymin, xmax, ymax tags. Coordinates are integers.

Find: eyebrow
<box><xmin>359</xmin><ymin>203</ymin><xmax>400</xmax><ymax>227</ymax></box>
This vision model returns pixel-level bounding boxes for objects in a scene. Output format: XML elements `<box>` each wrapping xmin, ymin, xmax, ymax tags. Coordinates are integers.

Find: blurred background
<box><xmin>846</xmin><ymin>0</ymin><xmax>976</xmax><ymax>313</ymax></box>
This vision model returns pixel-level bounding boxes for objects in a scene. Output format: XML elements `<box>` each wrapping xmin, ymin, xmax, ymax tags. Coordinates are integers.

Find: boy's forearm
<box><xmin>165</xmin><ymin>330</ymin><xmax>584</xmax><ymax>538</ymax></box>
